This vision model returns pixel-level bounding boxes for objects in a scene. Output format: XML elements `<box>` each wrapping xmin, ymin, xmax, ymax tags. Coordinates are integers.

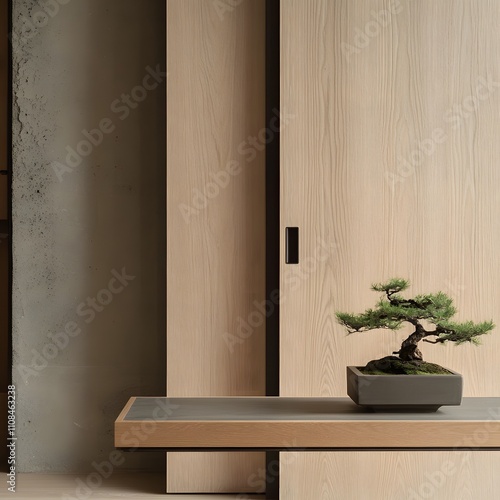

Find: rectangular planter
<box><xmin>347</xmin><ymin>366</ymin><xmax>463</xmax><ymax>411</ymax></box>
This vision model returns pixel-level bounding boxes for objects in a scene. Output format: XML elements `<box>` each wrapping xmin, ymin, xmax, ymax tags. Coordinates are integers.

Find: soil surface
<box><xmin>362</xmin><ymin>356</ymin><xmax>454</xmax><ymax>375</ymax></box>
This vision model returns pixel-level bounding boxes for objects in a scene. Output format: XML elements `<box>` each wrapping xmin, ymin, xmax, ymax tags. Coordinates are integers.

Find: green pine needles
<box><xmin>336</xmin><ymin>278</ymin><xmax>494</xmax><ymax>363</ymax></box>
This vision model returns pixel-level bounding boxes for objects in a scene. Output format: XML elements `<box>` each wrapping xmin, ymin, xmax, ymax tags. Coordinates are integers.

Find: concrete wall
<box><xmin>12</xmin><ymin>0</ymin><xmax>166</xmax><ymax>472</ymax></box>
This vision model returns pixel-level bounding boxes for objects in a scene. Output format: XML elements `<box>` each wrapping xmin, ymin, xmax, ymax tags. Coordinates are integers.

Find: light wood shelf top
<box><xmin>115</xmin><ymin>397</ymin><xmax>500</xmax><ymax>450</ymax></box>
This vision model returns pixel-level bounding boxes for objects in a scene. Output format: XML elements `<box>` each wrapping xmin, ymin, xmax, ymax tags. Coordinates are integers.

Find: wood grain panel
<box><xmin>0</xmin><ymin>0</ymin><xmax>7</xmax><ymax>220</ymax></box>
<box><xmin>281</xmin><ymin>0</ymin><xmax>500</xmax><ymax>496</ymax></box>
<box><xmin>280</xmin><ymin>0</ymin><xmax>500</xmax><ymax>401</ymax></box>
<box><xmin>166</xmin><ymin>0</ymin><xmax>265</xmax><ymax>493</ymax></box>
<box><xmin>118</xmin><ymin>419</ymin><xmax>500</xmax><ymax>449</ymax></box>
<box><xmin>0</xmin><ymin>393</ymin><xmax>6</xmax><ymax>467</ymax></box>
<box><xmin>281</xmin><ymin>451</ymin><xmax>500</xmax><ymax>500</ymax></box>
<box><xmin>0</xmin><ymin>223</ymin><xmax>8</xmax><ymax>390</ymax></box>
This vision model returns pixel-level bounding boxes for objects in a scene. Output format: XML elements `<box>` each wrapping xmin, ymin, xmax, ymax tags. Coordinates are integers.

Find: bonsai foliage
<box><xmin>336</xmin><ymin>278</ymin><xmax>494</xmax><ymax>362</ymax></box>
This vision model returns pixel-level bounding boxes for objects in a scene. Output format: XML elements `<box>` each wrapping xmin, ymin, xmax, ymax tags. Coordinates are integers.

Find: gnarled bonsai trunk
<box><xmin>393</xmin><ymin>324</ymin><xmax>427</xmax><ymax>361</ymax></box>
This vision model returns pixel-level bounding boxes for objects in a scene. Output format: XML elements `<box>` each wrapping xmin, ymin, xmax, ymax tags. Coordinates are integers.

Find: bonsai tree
<box><xmin>336</xmin><ymin>278</ymin><xmax>494</xmax><ymax>374</ymax></box>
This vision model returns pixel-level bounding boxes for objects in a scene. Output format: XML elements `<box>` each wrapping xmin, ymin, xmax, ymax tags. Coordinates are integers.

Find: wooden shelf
<box><xmin>115</xmin><ymin>397</ymin><xmax>500</xmax><ymax>450</ymax></box>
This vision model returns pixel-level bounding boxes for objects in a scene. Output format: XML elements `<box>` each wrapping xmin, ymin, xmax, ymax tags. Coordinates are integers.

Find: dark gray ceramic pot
<box><xmin>347</xmin><ymin>366</ymin><xmax>463</xmax><ymax>412</ymax></box>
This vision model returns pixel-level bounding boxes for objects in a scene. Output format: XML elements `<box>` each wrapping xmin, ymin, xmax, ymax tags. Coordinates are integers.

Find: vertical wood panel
<box><xmin>166</xmin><ymin>0</ymin><xmax>266</xmax><ymax>493</ymax></box>
<box><xmin>0</xmin><ymin>392</ymin><xmax>6</xmax><ymax>467</ymax></box>
<box><xmin>281</xmin><ymin>451</ymin><xmax>500</xmax><ymax>500</ymax></box>
<box><xmin>281</xmin><ymin>0</ymin><xmax>500</xmax><ymax>496</ymax></box>
<box><xmin>0</xmin><ymin>224</ymin><xmax>7</xmax><ymax>390</ymax></box>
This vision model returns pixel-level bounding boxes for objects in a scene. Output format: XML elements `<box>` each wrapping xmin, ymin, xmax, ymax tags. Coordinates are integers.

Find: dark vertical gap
<box><xmin>165</xmin><ymin>0</ymin><xmax>169</xmax><ymax>490</ymax></box>
<box><xmin>266</xmin><ymin>0</ymin><xmax>280</xmax><ymax>498</ymax></box>
<box><xmin>0</xmin><ymin>0</ymin><xmax>13</xmax><ymax>474</ymax></box>
<box><xmin>265</xmin><ymin>0</ymin><xmax>280</xmax><ymax>402</ymax></box>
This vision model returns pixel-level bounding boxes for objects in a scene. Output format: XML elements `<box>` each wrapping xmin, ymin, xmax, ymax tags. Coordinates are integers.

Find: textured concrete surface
<box><xmin>11</xmin><ymin>0</ymin><xmax>166</xmax><ymax>472</ymax></box>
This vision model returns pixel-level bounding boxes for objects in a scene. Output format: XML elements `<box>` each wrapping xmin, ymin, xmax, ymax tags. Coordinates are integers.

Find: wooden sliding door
<box><xmin>166</xmin><ymin>0</ymin><xmax>266</xmax><ymax>493</ymax></box>
<box><xmin>280</xmin><ymin>0</ymin><xmax>500</xmax><ymax>497</ymax></box>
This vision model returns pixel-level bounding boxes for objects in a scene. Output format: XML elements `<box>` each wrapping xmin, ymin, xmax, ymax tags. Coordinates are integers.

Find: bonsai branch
<box><xmin>336</xmin><ymin>278</ymin><xmax>494</xmax><ymax>364</ymax></box>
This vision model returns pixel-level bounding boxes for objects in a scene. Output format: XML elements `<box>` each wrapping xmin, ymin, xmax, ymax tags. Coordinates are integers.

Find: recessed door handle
<box><xmin>286</xmin><ymin>227</ymin><xmax>299</xmax><ymax>264</ymax></box>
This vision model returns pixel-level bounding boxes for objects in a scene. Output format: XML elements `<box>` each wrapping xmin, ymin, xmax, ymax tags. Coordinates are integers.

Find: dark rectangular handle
<box><xmin>285</xmin><ymin>227</ymin><xmax>299</xmax><ymax>264</ymax></box>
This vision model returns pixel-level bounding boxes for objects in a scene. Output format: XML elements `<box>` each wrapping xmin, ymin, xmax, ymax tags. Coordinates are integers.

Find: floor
<box><xmin>1</xmin><ymin>473</ymin><xmax>263</xmax><ymax>499</ymax></box>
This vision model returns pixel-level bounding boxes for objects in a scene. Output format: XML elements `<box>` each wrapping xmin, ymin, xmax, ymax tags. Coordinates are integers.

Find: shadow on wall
<box><xmin>12</xmin><ymin>0</ymin><xmax>165</xmax><ymax>479</ymax></box>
